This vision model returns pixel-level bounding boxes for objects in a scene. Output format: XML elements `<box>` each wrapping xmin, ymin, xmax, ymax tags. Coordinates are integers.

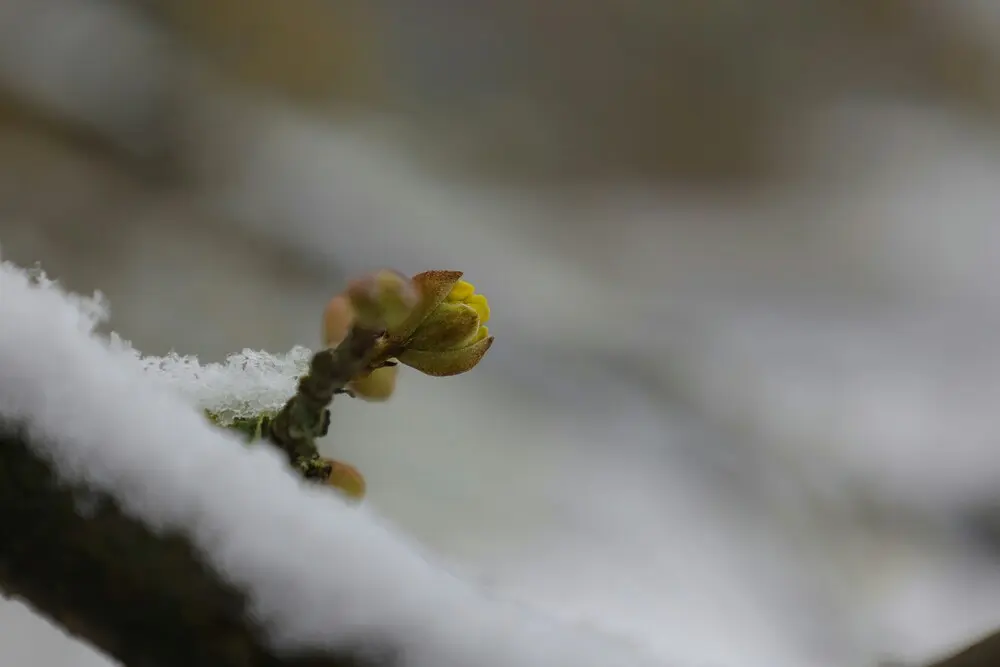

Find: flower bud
<box><xmin>322</xmin><ymin>291</ymin><xmax>399</xmax><ymax>401</ymax></box>
<box><xmin>346</xmin><ymin>270</ymin><xmax>419</xmax><ymax>331</ymax></box>
<box><xmin>322</xmin><ymin>268</ymin><xmax>494</xmax><ymax>394</ymax></box>
<box><xmin>393</xmin><ymin>274</ymin><xmax>494</xmax><ymax>376</ymax></box>
<box><xmin>392</xmin><ymin>270</ymin><xmax>465</xmax><ymax>340</ymax></box>
<box><xmin>324</xmin><ymin>458</ymin><xmax>366</xmax><ymax>500</ymax></box>
<box><xmin>347</xmin><ymin>364</ymin><xmax>398</xmax><ymax>402</ymax></box>
<box><xmin>322</xmin><ymin>294</ymin><xmax>354</xmax><ymax>347</ymax></box>
<box><xmin>407</xmin><ymin>300</ymin><xmax>481</xmax><ymax>351</ymax></box>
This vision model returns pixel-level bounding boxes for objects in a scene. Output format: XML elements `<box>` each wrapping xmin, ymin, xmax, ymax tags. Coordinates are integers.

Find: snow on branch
<box><xmin>0</xmin><ymin>259</ymin><xmax>664</xmax><ymax>667</ymax></box>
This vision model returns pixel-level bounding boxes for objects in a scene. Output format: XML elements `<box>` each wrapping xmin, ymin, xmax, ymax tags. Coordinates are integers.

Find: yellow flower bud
<box><xmin>390</xmin><ymin>272</ymin><xmax>494</xmax><ymax>376</ymax></box>
<box><xmin>322</xmin><ymin>268</ymin><xmax>494</xmax><ymax>392</ymax></box>
<box><xmin>324</xmin><ymin>458</ymin><xmax>367</xmax><ymax>500</ymax></box>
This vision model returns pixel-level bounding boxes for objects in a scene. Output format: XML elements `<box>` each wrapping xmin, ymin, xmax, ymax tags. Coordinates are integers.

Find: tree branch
<box><xmin>921</xmin><ymin>629</ymin><xmax>1000</xmax><ymax>667</ymax></box>
<box><xmin>0</xmin><ymin>423</ymin><xmax>389</xmax><ymax>667</ymax></box>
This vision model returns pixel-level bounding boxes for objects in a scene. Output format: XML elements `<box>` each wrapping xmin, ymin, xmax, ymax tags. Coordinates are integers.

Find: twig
<box><xmin>264</xmin><ymin>327</ymin><xmax>381</xmax><ymax>479</ymax></box>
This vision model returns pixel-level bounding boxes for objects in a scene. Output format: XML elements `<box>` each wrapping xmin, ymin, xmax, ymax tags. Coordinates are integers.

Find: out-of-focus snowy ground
<box><xmin>5</xmin><ymin>96</ymin><xmax>1000</xmax><ymax>667</ymax></box>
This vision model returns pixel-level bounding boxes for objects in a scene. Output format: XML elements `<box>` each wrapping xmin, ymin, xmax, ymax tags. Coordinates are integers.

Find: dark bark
<box><xmin>0</xmin><ymin>423</ymin><xmax>390</xmax><ymax>667</ymax></box>
<box><xmin>923</xmin><ymin>629</ymin><xmax>1000</xmax><ymax>667</ymax></box>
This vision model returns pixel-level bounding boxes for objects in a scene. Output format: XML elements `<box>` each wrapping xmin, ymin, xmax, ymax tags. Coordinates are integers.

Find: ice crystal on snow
<box><xmin>138</xmin><ymin>347</ymin><xmax>310</xmax><ymax>424</ymax></box>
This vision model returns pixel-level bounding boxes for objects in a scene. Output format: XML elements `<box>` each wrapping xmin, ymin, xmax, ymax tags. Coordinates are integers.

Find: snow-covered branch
<box><xmin>0</xmin><ymin>259</ymin><xmax>662</xmax><ymax>667</ymax></box>
<box><xmin>0</xmin><ymin>424</ymin><xmax>380</xmax><ymax>667</ymax></box>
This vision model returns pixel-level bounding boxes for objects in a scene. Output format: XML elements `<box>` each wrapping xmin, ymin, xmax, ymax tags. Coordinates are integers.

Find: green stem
<box><xmin>264</xmin><ymin>328</ymin><xmax>381</xmax><ymax>477</ymax></box>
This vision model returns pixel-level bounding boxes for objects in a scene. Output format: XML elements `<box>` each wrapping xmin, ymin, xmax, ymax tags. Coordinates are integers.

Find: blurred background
<box><xmin>4</xmin><ymin>1</ymin><xmax>1000</xmax><ymax>666</ymax></box>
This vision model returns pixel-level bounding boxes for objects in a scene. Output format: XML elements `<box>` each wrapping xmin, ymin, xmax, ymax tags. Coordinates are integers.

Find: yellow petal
<box><xmin>465</xmin><ymin>293</ymin><xmax>490</xmax><ymax>323</ymax></box>
<box><xmin>348</xmin><ymin>364</ymin><xmax>398</xmax><ymax>402</ymax></box>
<box><xmin>447</xmin><ymin>280</ymin><xmax>476</xmax><ymax>302</ymax></box>
<box><xmin>392</xmin><ymin>270</ymin><xmax>464</xmax><ymax>340</ymax></box>
<box><xmin>325</xmin><ymin>460</ymin><xmax>367</xmax><ymax>500</ymax></box>
<box><xmin>398</xmin><ymin>335</ymin><xmax>494</xmax><ymax>377</ymax></box>
<box><xmin>408</xmin><ymin>301</ymin><xmax>480</xmax><ymax>351</ymax></box>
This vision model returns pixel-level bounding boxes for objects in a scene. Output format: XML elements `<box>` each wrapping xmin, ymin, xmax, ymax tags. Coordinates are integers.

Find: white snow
<box><xmin>0</xmin><ymin>259</ymin><xmax>666</xmax><ymax>667</ymax></box>
<box><xmin>10</xmin><ymin>262</ymin><xmax>310</xmax><ymax>423</ymax></box>
<box><xmin>134</xmin><ymin>346</ymin><xmax>312</xmax><ymax>424</ymax></box>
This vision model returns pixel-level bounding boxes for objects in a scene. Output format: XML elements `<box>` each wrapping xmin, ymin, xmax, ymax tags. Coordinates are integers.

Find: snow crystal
<box><xmin>0</xmin><ymin>259</ymin><xmax>665</xmax><ymax>667</ymax></box>
<box><xmin>135</xmin><ymin>347</ymin><xmax>310</xmax><ymax>424</ymax></box>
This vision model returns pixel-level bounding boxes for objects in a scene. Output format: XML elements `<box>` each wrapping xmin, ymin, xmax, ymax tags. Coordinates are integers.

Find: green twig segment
<box><xmin>263</xmin><ymin>328</ymin><xmax>380</xmax><ymax>478</ymax></box>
